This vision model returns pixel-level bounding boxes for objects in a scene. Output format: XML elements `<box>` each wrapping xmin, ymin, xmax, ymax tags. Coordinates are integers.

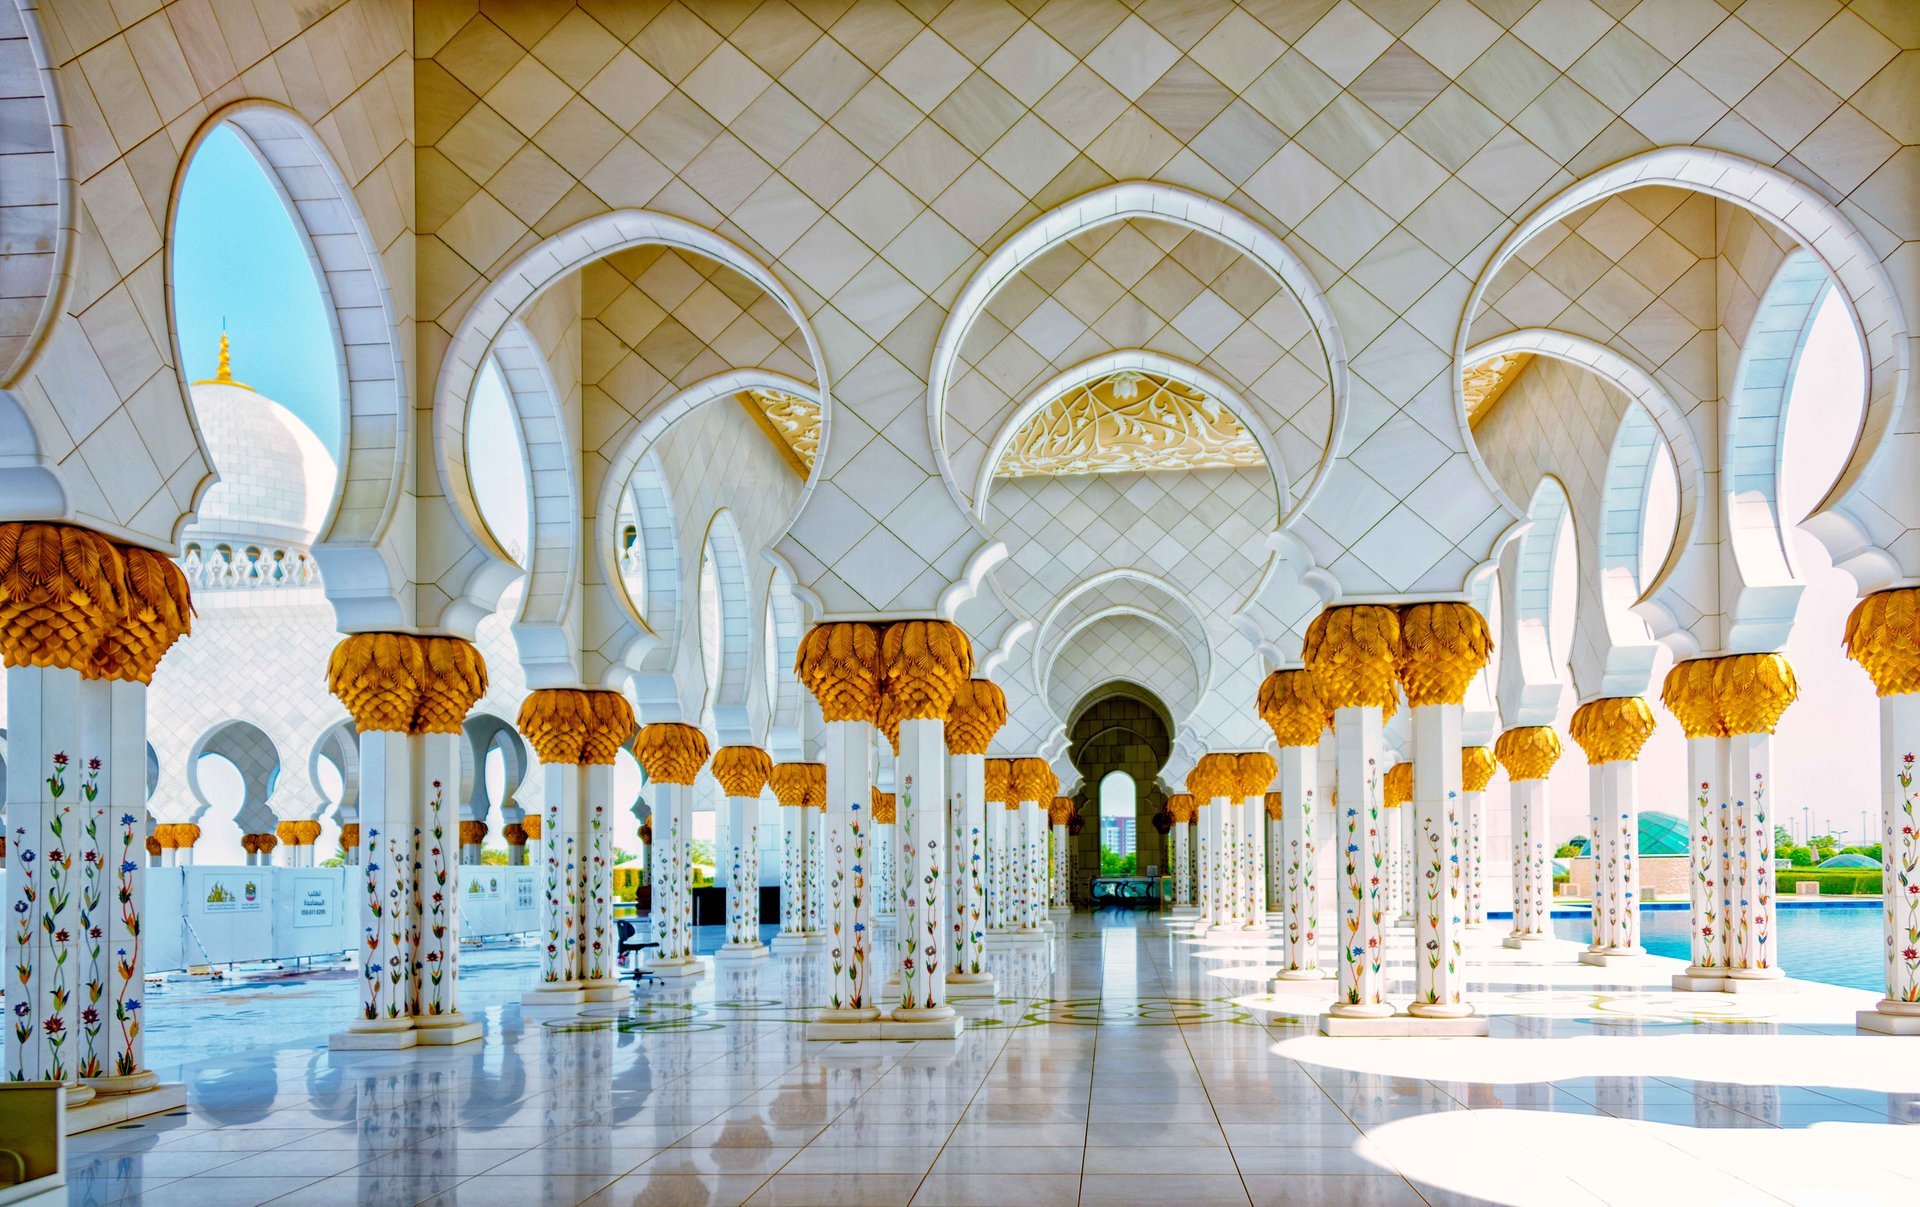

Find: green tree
<box><xmin>1788</xmin><ymin>847</ymin><xmax>1815</xmax><ymax>867</ymax></box>
<box><xmin>1554</xmin><ymin>842</ymin><xmax>1582</xmax><ymax>859</ymax></box>
<box><xmin>1099</xmin><ymin>846</ymin><xmax>1136</xmax><ymax>876</ymax></box>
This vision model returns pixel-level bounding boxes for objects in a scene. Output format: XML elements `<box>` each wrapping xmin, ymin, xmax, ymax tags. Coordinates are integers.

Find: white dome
<box><xmin>183</xmin><ymin>381</ymin><xmax>337</xmax><ymax>547</ymax></box>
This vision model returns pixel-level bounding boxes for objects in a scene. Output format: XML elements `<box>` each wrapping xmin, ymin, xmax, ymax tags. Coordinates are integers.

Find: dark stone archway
<box><xmin>1065</xmin><ymin>684</ymin><xmax>1173</xmax><ymax>901</ymax></box>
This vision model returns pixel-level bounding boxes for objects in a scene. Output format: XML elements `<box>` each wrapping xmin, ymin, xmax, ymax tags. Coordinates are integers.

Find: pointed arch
<box><xmin>929</xmin><ymin>183</ymin><xmax>1346</xmax><ymax>525</ymax></box>
<box><xmin>974</xmin><ymin>350</ymin><xmax>1289</xmax><ymax>526</ymax></box>
<box><xmin>432</xmin><ymin>211</ymin><xmax>831</xmax><ymax>599</ymax></box>
<box><xmin>1457</xmin><ymin>147</ymin><xmax>1907</xmax><ymax>589</ymax></box>
<box><xmin>166</xmin><ymin>100</ymin><xmax>411</xmax><ymax>629</ymax></box>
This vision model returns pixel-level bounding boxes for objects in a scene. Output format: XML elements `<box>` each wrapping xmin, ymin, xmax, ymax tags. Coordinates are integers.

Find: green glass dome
<box><xmin>1819</xmin><ymin>852</ymin><xmax>1881</xmax><ymax>869</ymax></box>
<box><xmin>1638</xmin><ymin>811</ymin><xmax>1688</xmax><ymax>857</ymax></box>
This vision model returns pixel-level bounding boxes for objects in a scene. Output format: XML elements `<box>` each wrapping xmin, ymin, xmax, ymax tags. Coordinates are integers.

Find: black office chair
<box><xmin>615</xmin><ymin>917</ymin><xmax>658</xmax><ymax>982</ymax></box>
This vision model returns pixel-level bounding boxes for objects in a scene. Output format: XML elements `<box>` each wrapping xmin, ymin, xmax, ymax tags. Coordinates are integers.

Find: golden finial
<box><xmin>192</xmin><ymin>330</ymin><xmax>252</xmax><ymax>391</ymax></box>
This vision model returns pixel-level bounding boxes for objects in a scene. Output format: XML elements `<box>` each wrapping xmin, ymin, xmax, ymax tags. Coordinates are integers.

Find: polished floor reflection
<box><xmin>65</xmin><ymin>913</ymin><xmax>1920</xmax><ymax>1206</ymax></box>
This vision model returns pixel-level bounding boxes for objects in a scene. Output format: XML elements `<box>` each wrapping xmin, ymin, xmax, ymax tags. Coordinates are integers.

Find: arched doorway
<box><xmin>1066</xmin><ymin>686</ymin><xmax>1174</xmax><ymax>896</ymax></box>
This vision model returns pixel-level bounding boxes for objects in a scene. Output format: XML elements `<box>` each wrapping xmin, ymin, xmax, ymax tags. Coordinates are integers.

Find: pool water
<box><xmin>1549</xmin><ymin>900</ymin><xmax>1885</xmax><ymax>993</ymax></box>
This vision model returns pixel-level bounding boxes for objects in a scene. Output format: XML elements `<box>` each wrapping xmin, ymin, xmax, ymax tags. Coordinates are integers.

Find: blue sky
<box><xmin>174</xmin><ymin>126</ymin><xmax>342</xmax><ymax>452</ymax></box>
<box><xmin>176</xmin><ymin>125</ymin><xmax>529</xmax><ymax>555</ymax></box>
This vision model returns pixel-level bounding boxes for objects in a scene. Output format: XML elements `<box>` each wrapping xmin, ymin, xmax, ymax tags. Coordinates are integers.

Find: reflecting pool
<box><xmin>1552</xmin><ymin>900</ymin><xmax>1884</xmax><ymax>991</ymax></box>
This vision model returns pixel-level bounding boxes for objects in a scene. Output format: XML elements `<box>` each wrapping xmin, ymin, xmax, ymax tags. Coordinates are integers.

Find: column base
<box><xmin>329</xmin><ymin>1018</ymin><xmax>417</xmax><ymax>1050</ymax></box>
<box><xmin>1671</xmin><ymin>972</ymin><xmax>1729</xmax><ymax>992</ymax></box>
<box><xmin>521</xmin><ymin>984</ymin><xmax>587</xmax><ymax>1007</ymax></box>
<box><xmin>1321</xmin><ymin>1012</ymin><xmax>1488</xmax><ymax>1037</ymax></box>
<box><xmin>82</xmin><ymin>1070</ymin><xmax>159</xmax><ymax>1097</ymax></box>
<box><xmin>1578</xmin><ymin>948</ymin><xmax>1646</xmax><ymax>967</ymax></box>
<box><xmin>714</xmin><ymin>943</ymin><xmax>770</xmax><ymax>963</ymax></box>
<box><xmin>62</xmin><ymin>1081</ymin><xmax>187</xmax><ymax>1134</ymax></box>
<box><xmin>1167</xmin><ymin>906</ymin><xmax>1201</xmax><ymax>918</ymax></box>
<box><xmin>1502</xmin><ymin>934</ymin><xmax>1553</xmax><ymax>949</ymax></box>
<box><xmin>771</xmin><ymin>932</ymin><xmax>825</xmax><ymax>952</ymax></box>
<box><xmin>648</xmin><ymin>955</ymin><xmax>707</xmax><ymax>979</ymax></box>
<box><xmin>808</xmin><ymin>1012</ymin><xmax>964</xmax><ymax>1041</ymax></box>
<box><xmin>1272</xmin><ymin>968</ymin><xmax>1326</xmax><ymax>985</ymax></box>
<box><xmin>1858</xmin><ymin>1004</ymin><xmax>1920</xmax><ymax>1035</ymax></box>
<box><xmin>1722</xmin><ymin>970</ymin><xmax>1790</xmax><ymax>993</ymax></box>
<box><xmin>946</xmin><ymin>973</ymin><xmax>998</xmax><ymax>998</ymax></box>
<box><xmin>413</xmin><ymin>1013</ymin><xmax>483</xmax><ymax>1046</ymax></box>
<box><xmin>580</xmin><ymin>978</ymin><xmax>628</xmax><ymax>1002</ymax></box>
<box><xmin>987</xmin><ymin>930</ymin><xmax>1046</xmax><ymax>947</ymax></box>
<box><xmin>1049</xmin><ymin>907</ymin><xmax>1072</xmax><ymax>920</ymax></box>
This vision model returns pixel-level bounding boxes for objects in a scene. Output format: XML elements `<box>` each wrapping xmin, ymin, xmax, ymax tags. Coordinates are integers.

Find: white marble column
<box><xmin>1266</xmin><ymin>806</ymin><xmax>1283</xmax><ymax>914</ymax></box>
<box><xmin>83</xmin><ymin>679</ymin><xmax>158</xmax><ymax>1093</ymax></box>
<box><xmin>1410</xmin><ymin>700</ymin><xmax>1471</xmax><ymax>1020</ymax></box>
<box><xmin>633</xmin><ymin>722</ymin><xmax>709</xmax><ymax>981</ymax></box>
<box><xmin>820</xmin><ymin>717</ymin><xmax>877</xmax><ymax>1018</ymax></box>
<box><xmin>946</xmin><ymin>744</ymin><xmax>991</xmax><ymax>988</ymax></box>
<box><xmin>1571</xmin><ymin>698</ymin><xmax>1655</xmax><ymax>967</ymax></box>
<box><xmin>343</xmin><ymin>727</ymin><xmax>416</xmax><ymax>1041</ymax></box>
<box><xmin>1726</xmin><ymin>730</ymin><xmax>1782</xmax><ymax>983</ymax></box>
<box><xmin>6</xmin><ymin>665</ymin><xmax>89</xmax><ymax>1089</ymax></box>
<box><xmin>1051</xmin><ymin>816</ymin><xmax>1070</xmax><ymax>909</ymax></box>
<box><xmin>1397</xmin><ymin>793</ymin><xmax>1416</xmax><ymax>927</ymax></box>
<box><xmin>1023</xmin><ymin>797</ymin><xmax>1047</xmax><ymax>932</ymax></box>
<box><xmin>1195</xmin><ymin>798</ymin><xmax>1215</xmax><ymax>930</ymax></box>
<box><xmin>1861</xmin><ymin>690</ymin><xmax>1920</xmax><ymax>1031</ymax></box>
<box><xmin>714</xmin><ymin>746</ymin><xmax>772</xmax><ymax>963</ymax></box>
<box><xmin>1170</xmin><ymin>808</ymin><xmax>1194</xmax><ymax>908</ymax></box>
<box><xmin>1328</xmin><ymin>704</ymin><xmax>1390</xmax><ymax>1021</ymax></box>
<box><xmin>1462</xmin><ymin>747</ymin><xmax>1495</xmax><ymax>929</ymax></box>
<box><xmin>893</xmin><ymin>716</ymin><xmax>951</xmax><ymax>1020</ymax></box>
<box><xmin>1275</xmin><ymin>745</ymin><xmax>1322</xmax><ymax>979</ymax></box>
<box><xmin>1495</xmin><ymin>726</ymin><xmax>1559</xmax><ymax>949</ymax></box>
<box><xmin>528</xmin><ymin>764</ymin><xmax>585</xmax><ymax>1000</ymax></box>
<box><xmin>1679</xmin><ymin>733</ymin><xmax>1729</xmax><ymax>985</ymax></box>
<box><xmin>873</xmin><ymin>810</ymin><xmax>896</xmax><ymax>925</ymax></box>
<box><xmin>986</xmin><ymin>798</ymin><xmax>1011</xmax><ymax>934</ymax></box>
<box><xmin>771</xmin><ymin>763</ymin><xmax>823</xmax><ymax>951</ymax></box>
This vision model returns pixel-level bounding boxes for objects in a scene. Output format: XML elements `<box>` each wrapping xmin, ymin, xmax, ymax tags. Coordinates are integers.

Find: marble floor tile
<box><xmin>66</xmin><ymin>916</ymin><xmax>1920</xmax><ymax>1206</ymax></box>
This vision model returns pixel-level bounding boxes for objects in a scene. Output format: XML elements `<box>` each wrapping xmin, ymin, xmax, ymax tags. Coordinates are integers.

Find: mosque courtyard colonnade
<box><xmin>1</xmin><ymin>0</ymin><xmax>1919</xmax><ymax>1200</ymax></box>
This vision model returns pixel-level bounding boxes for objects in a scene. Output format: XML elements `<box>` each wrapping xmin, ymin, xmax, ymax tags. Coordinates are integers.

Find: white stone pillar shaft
<box><xmin>1398</xmin><ymin>801</ymin><xmax>1416</xmax><ymax>925</ymax></box>
<box><xmin>94</xmin><ymin>681</ymin><xmax>150</xmax><ymax>1089</ymax></box>
<box><xmin>780</xmin><ymin>803</ymin><xmax>807</xmax><ymax>936</ymax></box>
<box><xmin>1331</xmin><ymin>705</ymin><xmax>1389</xmax><ymax>1016</ymax></box>
<box><xmin>822</xmin><ymin>719</ymin><xmax>876</xmax><ymax>1016</ymax></box>
<box><xmin>1685</xmin><ymin>736</ymin><xmax>1728</xmax><ymax>973</ymax></box>
<box><xmin>1507</xmin><ymin>778</ymin><xmax>1552</xmax><ymax>942</ymax></box>
<box><xmin>723</xmin><ymin>793</ymin><xmax>762</xmax><ymax>949</ymax></box>
<box><xmin>1241</xmin><ymin>796</ymin><xmax>1264</xmax><ymax>929</ymax></box>
<box><xmin>807</xmin><ymin>808</ymin><xmax>826</xmax><ymax>934</ymax></box>
<box><xmin>1727</xmin><ymin>733</ymin><xmax>1780</xmax><ymax>978</ymax></box>
<box><xmin>653</xmin><ymin>781</ymin><xmax>694</xmax><ymax>964</ymax></box>
<box><xmin>1196</xmin><ymin>802</ymin><xmax>1215</xmax><ymax>925</ymax></box>
<box><xmin>895</xmin><ymin>718</ymin><xmax>948</xmax><ymax>1015</ymax></box>
<box><xmin>537</xmin><ymin>763</ymin><xmax>584</xmax><ymax>987</ymax></box>
<box><xmin>948</xmin><ymin>752</ymin><xmax>987</xmax><ymax>980</ymax></box>
<box><xmin>1051</xmin><ymin>824</ymin><xmax>1069</xmax><ymax>908</ymax></box>
<box><xmin>357</xmin><ymin>729</ymin><xmax>415</xmax><ymax>1030</ymax></box>
<box><xmin>874</xmin><ymin>821</ymin><xmax>896</xmax><ymax>920</ymax></box>
<box><xmin>1172</xmin><ymin>823</ymin><xmax>1191</xmax><ymax>907</ymax></box>
<box><xmin>1411</xmin><ymin>703</ymin><xmax>1470</xmax><ymax>1016</ymax></box>
<box><xmin>1871</xmin><ymin>693</ymin><xmax>1920</xmax><ymax>1022</ymax></box>
<box><xmin>5</xmin><ymin>666</ymin><xmax>83</xmax><ymax>1083</ymax></box>
<box><xmin>1590</xmin><ymin>761</ymin><xmax>1643</xmax><ymax>955</ymax></box>
<box><xmin>1267</xmin><ymin>816</ymin><xmax>1283</xmax><ymax>913</ymax></box>
<box><xmin>1464</xmin><ymin>789</ymin><xmax>1486</xmax><ymax>927</ymax></box>
<box><xmin>412</xmin><ymin>732</ymin><xmax>469</xmax><ymax>1022</ymax></box>
<box><xmin>1021</xmin><ymin>799</ymin><xmax>1045</xmax><ymax>931</ymax></box>
<box><xmin>1277</xmin><ymin>745</ymin><xmax>1320</xmax><ymax>978</ymax></box>
<box><xmin>986</xmin><ymin>804</ymin><xmax>1008</xmax><ymax>932</ymax></box>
